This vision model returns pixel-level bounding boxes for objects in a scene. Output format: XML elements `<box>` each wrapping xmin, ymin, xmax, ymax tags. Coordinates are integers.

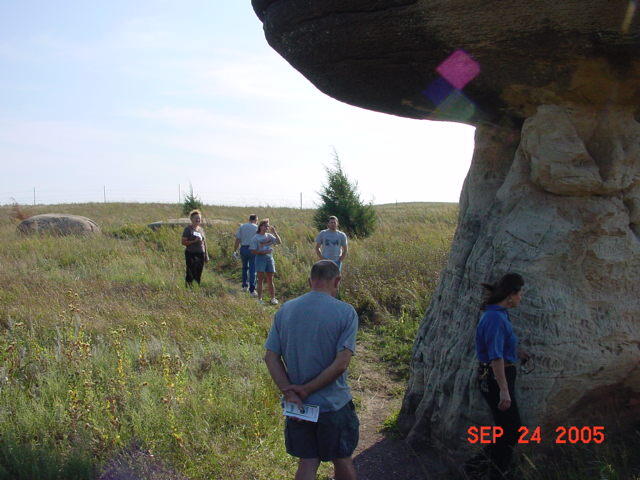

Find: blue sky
<box><xmin>0</xmin><ymin>1</ymin><xmax>475</xmax><ymax>207</ymax></box>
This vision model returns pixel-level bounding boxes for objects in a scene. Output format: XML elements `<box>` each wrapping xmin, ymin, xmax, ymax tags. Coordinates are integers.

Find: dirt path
<box><xmin>350</xmin><ymin>342</ymin><xmax>431</xmax><ymax>480</ymax></box>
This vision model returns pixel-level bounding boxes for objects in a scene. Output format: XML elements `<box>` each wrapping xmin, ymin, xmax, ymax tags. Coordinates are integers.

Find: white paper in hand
<box><xmin>192</xmin><ymin>231</ymin><xmax>202</xmax><ymax>239</ymax></box>
<box><xmin>282</xmin><ymin>401</ymin><xmax>320</xmax><ymax>423</ymax></box>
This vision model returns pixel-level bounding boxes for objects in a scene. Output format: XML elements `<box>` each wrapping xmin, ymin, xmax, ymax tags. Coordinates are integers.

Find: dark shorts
<box><xmin>285</xmin><ymin>401</ymin><xmax>359</xmax><ymax>461</ymax></box>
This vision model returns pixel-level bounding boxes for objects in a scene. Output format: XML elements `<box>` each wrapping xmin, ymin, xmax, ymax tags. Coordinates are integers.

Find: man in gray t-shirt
<box><xmin>264</xmin><ymin>260</ymin><xmax>359</xmax><ymax>480</ymax></box>
<box><xmin>315</xmin><ymin>216</ymin><xmax>348</xmax><ymax>270</ymax></box>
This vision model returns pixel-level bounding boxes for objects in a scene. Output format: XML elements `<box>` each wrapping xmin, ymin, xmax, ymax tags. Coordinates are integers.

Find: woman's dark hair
<box><xmin>481</xmin><ymin>273</ymin><xmax>524</xmax><ymax>306</ymax></box>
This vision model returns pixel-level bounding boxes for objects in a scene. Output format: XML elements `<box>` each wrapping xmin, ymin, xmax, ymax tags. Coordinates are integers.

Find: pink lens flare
<box><xmin>436</xmin><ymin>50</ymin><xmax>480</xmax><ymax>90</ymax></box>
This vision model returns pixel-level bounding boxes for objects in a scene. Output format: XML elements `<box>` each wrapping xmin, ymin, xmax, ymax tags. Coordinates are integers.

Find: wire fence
<box><xmin>0</xmin><ymin>185</ymin><xmax>316</xmax><ymax>209</ymax></box>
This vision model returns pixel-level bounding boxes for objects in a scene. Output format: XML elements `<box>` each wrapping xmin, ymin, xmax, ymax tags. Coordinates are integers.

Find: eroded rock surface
<box><xmin>18</xmin><ymin>214</ymin><xmax>100</xmax><ymax>236</ymax></box>
<box><xmin>399</xmin><ymin>106</ymin><xmax>640</xmax><ymax>462</ymax></box>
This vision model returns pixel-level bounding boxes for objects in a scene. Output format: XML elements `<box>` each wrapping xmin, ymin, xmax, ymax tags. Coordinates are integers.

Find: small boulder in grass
<box><xmin>148</xmin><ymin>218</ymin><xmax>230</xmax><ymax>230</ymax></box>
<box><xmin>17</xmin><ymin>214</ymin><xmax>100</xmax><ymax>236</ymax></box>
<box><xmin>98</xmin><ymin>443</ymin><xmax>189</xmax><ymax>480</ymax></box>
<box><xmin>147</xmin><ymin>218</ymin><xmax>200</xmax><ymax>231</ymax></box>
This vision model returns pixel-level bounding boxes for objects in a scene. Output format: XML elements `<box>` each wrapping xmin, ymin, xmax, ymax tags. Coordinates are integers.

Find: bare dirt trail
<box><xmin>350</xmin><ymin>342</ymin><xmax>431</xmax><ymax>480</ymax></box>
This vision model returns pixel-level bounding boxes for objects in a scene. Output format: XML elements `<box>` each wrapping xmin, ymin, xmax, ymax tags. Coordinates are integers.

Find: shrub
<box><xmin>181</xmin><ymin>185</ymin><xmax>203</xmax><ymax>216</ymax></box>
<box><xmin>313</xmin><ymin>154</ymin><xmax>377</xmax><ymax>238</ymax></box>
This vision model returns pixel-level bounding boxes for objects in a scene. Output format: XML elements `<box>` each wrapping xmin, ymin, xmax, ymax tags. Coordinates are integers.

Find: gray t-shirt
<box><xmin>182</xmin><ymin>226</ymin><xmax>206</xmax><ymax>253</ymax></box>
<box><xmin>236</xmin><ymin>222</ymin><xmax>258</xmax><ymax>246</ymax></box>
<box><xmin>249</xmin><ymin>233</ymin><xmax>278</xmax><ymax>257</ymax></box>
<box><xmin>264</xmin><ymin>291</ymin><xmax>358</xmax><ymax>412</ymax></box>
<box><xmin>315</xmin><ymin>229</ymin><xmax>348</xmax><ymax>261</ymax></box>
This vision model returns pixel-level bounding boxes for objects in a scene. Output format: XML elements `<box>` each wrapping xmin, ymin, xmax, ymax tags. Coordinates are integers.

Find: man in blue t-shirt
<box><xmin>264</xmin><ymin>260</ymin><xmax>359</xmax><ymax>480</ymax></box>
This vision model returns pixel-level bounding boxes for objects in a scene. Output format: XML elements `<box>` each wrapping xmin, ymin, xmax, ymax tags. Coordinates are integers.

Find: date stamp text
<box><xmin>467</xmin><ymin>426</ymin><xmax>605</xmax><ymax>444</ymax></box>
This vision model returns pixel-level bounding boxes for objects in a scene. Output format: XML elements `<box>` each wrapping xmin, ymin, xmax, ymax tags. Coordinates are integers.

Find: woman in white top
<box><xmin>249</xmin><ymin>218</ymin><xmax>281</xmax><ymax>304</ymax></box>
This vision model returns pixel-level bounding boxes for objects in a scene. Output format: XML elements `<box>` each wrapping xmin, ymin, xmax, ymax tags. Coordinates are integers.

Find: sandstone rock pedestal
<box><xmin>252</xmin><ymin>0</ymin><xmax>640</xmax><ymax>466</ymax></box>
<box><xmin>399</xmin><ymin>106</ymin><xmax>640</xmax><ymax>460</ymax></box>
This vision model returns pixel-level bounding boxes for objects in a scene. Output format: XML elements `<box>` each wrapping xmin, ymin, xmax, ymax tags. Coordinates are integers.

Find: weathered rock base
<box><xmin>399</xmin><ymin>104</ymin><xmax>640</xmax><ymax>460</ymax></box>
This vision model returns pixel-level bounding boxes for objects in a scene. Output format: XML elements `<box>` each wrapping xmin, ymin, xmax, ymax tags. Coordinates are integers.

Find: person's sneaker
<box><xmin>270</xmin><ymin>298</ymin><xmax>279</xmax><ymax>305</ymax></box>
<box><xmin>241</xmin><ymin>286</ymin><xmax>249</xmax><ymax>292</ymax></box>
<box><xmin>250</xmin><ymin>290</ymin><xmax>258</xmax><ymax>297</ymax></box>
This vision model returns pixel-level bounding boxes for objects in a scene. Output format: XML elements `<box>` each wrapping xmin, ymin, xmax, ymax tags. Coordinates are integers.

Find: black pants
<box><xmin>478</xmin><ymin>364</ymin><xmax>521</xmax><ymax>479</ymax></box>
<box><xmin>185</xmin><ymin>251</ymin><xmax>205</xmax><ymax>286</ymax></box>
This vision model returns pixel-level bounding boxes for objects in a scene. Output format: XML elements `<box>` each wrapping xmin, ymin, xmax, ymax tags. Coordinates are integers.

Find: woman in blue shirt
<box><xmin>466</xmin><ymin>273</ymin><xmax>525</xmax><ymax>480</ymax></box>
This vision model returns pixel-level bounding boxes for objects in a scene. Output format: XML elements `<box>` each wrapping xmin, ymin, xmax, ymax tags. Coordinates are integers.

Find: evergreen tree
<box><xmin>182</xmin><ymin>184</ymin><xmax>203</xmax><ymax>216</ymax></box>
<box><xmin>314</xmin><ymin>154</ymin><xmax>377</xmax><ymax>238</ymax></box>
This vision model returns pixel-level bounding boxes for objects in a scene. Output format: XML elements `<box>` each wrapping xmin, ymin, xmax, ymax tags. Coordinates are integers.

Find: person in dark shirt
<box><xmin>181</xmin><ymin>210</ymin><xmax>208</xmax><ymax>287</ymax></box>
<box><xmin>466</xmin><ymin>273</ymin><xmax>527</xmax><ymax>480</ymax></box>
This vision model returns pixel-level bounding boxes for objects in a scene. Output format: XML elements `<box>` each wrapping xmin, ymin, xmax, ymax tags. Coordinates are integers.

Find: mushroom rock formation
<box><xmin>252</xmin><ymin>0</ymin><xmax>640</xmax><ymax>465</ymax></box>
<box><xmin>18</xmin><ymin>214</ymin><xmax>101</xmax><ymax>236</ymax></box>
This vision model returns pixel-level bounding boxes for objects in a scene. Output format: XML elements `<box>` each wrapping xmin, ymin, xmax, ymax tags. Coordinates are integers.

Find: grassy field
<box><xmin>0</xmin><ymin>201</ymin><xmax>455</xmax><ymax>479</ymax></box>
<box><xmin>0</xmin><ymin>201</ymin><xmax>636</xmax><ymax>479</ymax></box>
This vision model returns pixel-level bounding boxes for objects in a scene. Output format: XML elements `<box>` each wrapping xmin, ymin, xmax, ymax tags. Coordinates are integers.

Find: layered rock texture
<box><xmin>252</xmin><ymin>0</ymin><xmax>640</xmax><ymax>123</ymax></box>
<box><xmin>18</xmin><ymin>214</ymin><xmax>101</xmax><ymax>236</ymax></box>
<box><xmin>253</xmin><ymin>0</ymin><xmax>640</xmax><ymax>464</ymax></box>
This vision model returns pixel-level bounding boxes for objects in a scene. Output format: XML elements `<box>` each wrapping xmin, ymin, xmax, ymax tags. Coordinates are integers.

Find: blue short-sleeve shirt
<box><xmin>475</xmin><ymin>305</ymin><xmax>518</xmax><ymax>364</ymax></box>
<box><xmin>265</xmin><ymin>291</ymin><xmax>358</xmax><ymax>412</ymax></box>
<box><xmin>236</xmin><ymin>222</ymin><xmax>258</xmax><ymax>246</ymax></box>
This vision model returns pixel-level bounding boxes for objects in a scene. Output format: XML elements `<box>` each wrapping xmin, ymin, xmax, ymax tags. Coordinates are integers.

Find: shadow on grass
<box><xmin>0</xmin><ymin>438</ymin><xmax>94</xmax><ymax>480</ymax></box>
<box><xmin>0</xmin><ymin>439</ymin><xmax>190</xmax><ymax>480</ymax></box>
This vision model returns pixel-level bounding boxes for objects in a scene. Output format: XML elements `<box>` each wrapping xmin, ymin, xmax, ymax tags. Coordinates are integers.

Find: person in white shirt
<box><xmin>234</xmin><ymin>214</ymin><xmax>259</xmax><ymax>295</ymax></box>
<box><xmin>249</xmin><ymin>218</ymin><xmax>282</xmax><ymax>305</ymax></box>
